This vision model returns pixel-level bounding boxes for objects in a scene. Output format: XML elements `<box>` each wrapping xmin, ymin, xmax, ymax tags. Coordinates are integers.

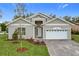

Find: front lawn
<box><xmin>72</xmin><ymin>34</ymin><xmax>79</xmax><ymax>43</ymax></box>
<box><xmin>0</xmin><ymin>34</ymin><xmax>49</xmax><ymax>56</ymax></box>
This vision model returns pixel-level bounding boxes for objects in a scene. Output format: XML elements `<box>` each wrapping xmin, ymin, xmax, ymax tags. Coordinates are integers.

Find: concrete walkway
<box><xmin>45</xmin><ymin>40</ymin><xmax>79</xmax><ymax>56</ymax></box>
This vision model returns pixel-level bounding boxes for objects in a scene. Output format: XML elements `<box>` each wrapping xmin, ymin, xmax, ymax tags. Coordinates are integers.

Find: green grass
<box><xmin>72</xmin><ymin>34</ymin><xmax>79</xmax><ymax>43</ymax></box>
<box><xmin>0</xmin><ymin>34</ymin><xmax>49</xmax><ymax>56</ymax></box>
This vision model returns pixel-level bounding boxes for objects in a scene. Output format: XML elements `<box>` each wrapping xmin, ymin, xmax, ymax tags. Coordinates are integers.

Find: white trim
<box><xmin>41</xmin><ymin>17</ymin><xmax>76</xmax><ymax>26</ymax></box>
<box><xmin>41</xmin><ymin>18</ymin><xmax>56</xmax><ymax>26</ymax></box>
<box><xmin>45</xmin><ymin>24</ymin><xmax>69</xmax><ymax>25</ymax></box>
<box><xmin>33</xmin><ymin>18</ymin><xmax>45</xmax><ymax>21</ymax></box>
<box><xmin>33</xmin><ymin>26</ymin><xmax>35</xmax><ymax>39</ymax></box>
<box><xmin>10</xmin><ymin>24</ymin><xmax>31</xmax><ymax>25</ymax></box>
<box><xmin>26</xmin><ymin>13</ymin><xmax>52</xmax><ymax>19</ymax></box>
<box><xmin>7</xmin><ymin>17</ymin><xmax>22</xmax><ymax>26</ymax></box>
<box><xmin>43</xmin><ymin>26</ymin><xmax>45</xmax><ymax>39</ymax></box>
<box><xmin>69</xmin><ymin>27</ymin><xmax>71</xmax><ymax>39</ymax></box>
<box><xmin>7</xmin><ymin>17</ymin><xmax>36</xmax><ymax>26</ymax></box>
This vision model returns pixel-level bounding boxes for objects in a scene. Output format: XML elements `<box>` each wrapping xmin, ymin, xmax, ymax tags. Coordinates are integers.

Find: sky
<box><xmin>0</xmin><ymin>3</ymin><xmax>79</xmax><ymax>23</ymax></box>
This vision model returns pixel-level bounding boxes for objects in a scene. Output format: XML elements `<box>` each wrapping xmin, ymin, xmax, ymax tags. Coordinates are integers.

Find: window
<box><xmin>35</xmin><ymin>21</ymin><xmax>43</xmax><ymax>25</ymax></box>
<box><xmin>17</xmin><ymin>27</ymin><xmax>25</xmax><ymax>35</ymax></box>
<box><xmin>46</xmin><ymin>18</ymin><xmax>47</xmax><ymax>22</ymax></box>
<box><xmin>22</xmin><ymin>28</ymin><xmax>25</xmax><ymax>35</ymax></box>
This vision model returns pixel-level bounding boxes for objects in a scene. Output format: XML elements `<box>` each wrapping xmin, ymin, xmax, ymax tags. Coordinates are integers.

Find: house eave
<box><xmin>6</xmin><ymin>17</ymin><xmax>36</xmax><ymax>27</ymax></box>
<box><xmin>41</xmin><ymin>17</ymin><xmax>76</xmax><ymax>26</ymax></box>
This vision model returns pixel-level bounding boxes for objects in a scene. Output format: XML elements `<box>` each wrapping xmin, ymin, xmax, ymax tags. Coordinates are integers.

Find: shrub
<box><xmin>0</xmin><ymin>23</ymin><xmax>6</xmax><ymax>31</ymax></box>
<box><xmin>71</xmin><ymin>29</ymin><xmax>79</xmax><ymax>35</ymax></box>
<box><xmin>26</xmin><ymin>38</ymin><xmax>45</xmax><ymax>45</ymax></box>
<box><xmin>40</xmin><ymin>40</ymin><xmax>46</xmax><ymax>45</ymax></box>
<box><xmin>33</xmin><ymin>39</ymin><xmax>40</xmax><ymax>44</ymax></box>
<box><xmin>71</xmin><ymin>31</ymin><xmax>79</xmax><ymax>35</ymax></box>
<box><xmin>27</xmin><ymin>37</ymin><xmax>34</xmax><ymax>42</ymax></box>
<box><xmin>12</xmin><ymin>30</ymin><xmax>18</xmax><ymax>40</ymax></box>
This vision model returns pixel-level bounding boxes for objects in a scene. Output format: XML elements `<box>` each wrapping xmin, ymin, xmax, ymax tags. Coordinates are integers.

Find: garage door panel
<box><xmin>46</xmin><ymin>31</ymin><xmax>68</xmax><ymax>39</ymax></box>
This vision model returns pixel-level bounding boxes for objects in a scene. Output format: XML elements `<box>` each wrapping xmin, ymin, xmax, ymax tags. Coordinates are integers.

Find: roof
<box><xmin>26</xmin><ymin>13</ymin><xmax>52</xmax><ymax>19</ymax></box>
<box><xmin>41</xmin><ymin>17</ymin><xmax>76</xmax><ymax>26</ymax></box>
<box><xmin>6</xmin><ymin>17</ymin><xmax>36</xmax><ymax>26</ymax></box>
<box><xmin>7</xmin><ymin>13</ymin><xmax>52</xmax><ymax>26</ymax></box>
<box><xmin>7</xmin><ymin>13</ymin><xmax>77</xmax><ymax>27</ymax></box>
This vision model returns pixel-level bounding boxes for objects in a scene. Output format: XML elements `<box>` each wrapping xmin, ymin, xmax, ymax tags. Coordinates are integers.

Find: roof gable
<box><xmin>7</xmin><ymin>17</ymin><xmax>36</xmax><ymax>26</ymax></box>
<box><xmin>11</xmin><ymin>19</ymin><xmax>30</xmax><ymax>24</ymax></box>
<box><xmin>41</xmin><ymin>18</ymin><xmax>75</xmax><ymax>26</ymax></box>
<box><xmin>27</xmin><ymin>13</ymin><xmax>52</xmax><ymax>19</ymax></box>
<box><xmin>47</xmin><ymin>18</ymin><xmax>68</xmax><ymax>24</ymax></box>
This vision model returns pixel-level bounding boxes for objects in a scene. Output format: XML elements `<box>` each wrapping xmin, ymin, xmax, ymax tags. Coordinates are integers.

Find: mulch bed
<box><xmin>17</xmin><ymin>47</ymin><xmax>28</xmax><ymax>52</ymax></box>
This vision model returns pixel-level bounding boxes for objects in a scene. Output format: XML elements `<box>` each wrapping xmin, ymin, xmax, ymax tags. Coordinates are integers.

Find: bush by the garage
<box><xmin>71</xmin><ymin>31</ymin><xmax>79</xmax><ymax>35</ymax></box>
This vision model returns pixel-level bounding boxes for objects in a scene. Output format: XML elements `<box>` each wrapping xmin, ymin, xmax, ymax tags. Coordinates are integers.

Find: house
<box><xmin>7</xmin><ymin>13</ymin><xmax>74</xmax><ymax>40</ymax></box>
<box><xmin>71</xmin><ymin>24</ymin><xmax>79</xmax><ymax>32</ymax></box>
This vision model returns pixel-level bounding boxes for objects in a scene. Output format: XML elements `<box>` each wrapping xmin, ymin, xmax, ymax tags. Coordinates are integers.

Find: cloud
<box><xmin>58</xmin><ymin>4</ymin><xmax>69</xmax><ymax>9</ymax></box>
<box><xmin>0</xmin><ymin>21</ymin><xmax>2</xmax><ymax>23</ymax></box>
<box><xmin>62</xmin><ymin>4</ymin><xmax>69</xmax><ymax>8</ymax></box>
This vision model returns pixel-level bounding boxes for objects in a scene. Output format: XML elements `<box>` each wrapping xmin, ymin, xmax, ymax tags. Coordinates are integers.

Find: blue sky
<box><xmin>0</xmin><ymin>3</ymin><xmax>79</xmax><ymax>23</ymax></box>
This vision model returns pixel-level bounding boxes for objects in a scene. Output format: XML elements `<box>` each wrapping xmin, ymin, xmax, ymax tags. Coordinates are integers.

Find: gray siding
<box><xmin>8</xmin><ymin>19</ymin><xmax>33</xmax><ymax>39</ymax></box>
<box><xmin>8</xmin><ymin>14</ymin><xmax>71</xmax><ymax>40</ymax></box>
<box><xmin>11</xmin><ymin>19</ymin><xmax>30</xmax><ymax>24</ymax></box>
<box><xmin>25</xmin><ymin>25</ymin><xmax>33</xmax><ymax>39</ymax></box>
<box><xmin>48</xmin><ymin>19</ymin><xmax>68</xmax><ymax>24</ymax></box>
<box><xmin>8</xmin><ymin>24</ymin><xmax>33</xmax><ymax>39</ymax></box>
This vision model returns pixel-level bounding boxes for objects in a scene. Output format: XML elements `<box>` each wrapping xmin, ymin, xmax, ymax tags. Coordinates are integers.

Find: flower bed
<box><xmin>26</xmin><ymin>38</ymin><xmax>46</xmax><ymax>45</ymax></box>
<box><xmin>17</xmin><ymin>47</ymin><xmax>28</xmax><ymax>52</ymax></box>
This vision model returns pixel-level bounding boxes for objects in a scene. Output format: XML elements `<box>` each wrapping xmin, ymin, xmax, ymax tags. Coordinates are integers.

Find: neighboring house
<box><xmin>7</xmin><ymin>13</ymin><xmax>75</xmax><ymax>40</ymax></box>
<box><xmin>71</xmin><ymin>24</ymin><xmax>79</xmax><ymax>32</ymax></box>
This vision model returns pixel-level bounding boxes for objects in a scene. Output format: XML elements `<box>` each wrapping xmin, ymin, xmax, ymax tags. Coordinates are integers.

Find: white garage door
<box><xmin>46</xmin><ymin>30</ymin><xmax>68</xmax><ymax>39</ymax></box>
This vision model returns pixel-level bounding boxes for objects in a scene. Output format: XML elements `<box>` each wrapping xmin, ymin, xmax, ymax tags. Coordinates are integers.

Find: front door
<box><xmin>35</xmin><ymin>21</ymin><xmax>43</xmax><ymax>38</ymax></box>
<box><xmin>35</xmin><ymin>27</ymin><xmax>43</xmax><ymax>38</ymax></box>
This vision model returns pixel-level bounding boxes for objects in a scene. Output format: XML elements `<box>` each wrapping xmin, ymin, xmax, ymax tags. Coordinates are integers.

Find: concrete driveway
<box><xmin>45</xmin><ymin>40</ymin><xmax>79</xmax><ymax>56</ymax></box>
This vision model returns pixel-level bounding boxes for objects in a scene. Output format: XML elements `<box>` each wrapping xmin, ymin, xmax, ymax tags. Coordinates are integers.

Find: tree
<box><xmin>13</xmin><ymin>3</ymin><xmax>27</xmax><ymax>20</ymax></box>
<box><xmin>0</xmin><ymin>9</ymin><xmax>3</xmax><ymax>31</ymax></box>
<box><xmin>26</xmin><ymin>13</ymin><xmax>29</xmax><ymax>17</ymax></box>
<box><xmin>63</xmin><ymin>16</ymin><xmax>71</xmax><ymax>22</ymax></box>
<box><xmin>0</xmin><ymin>10</ymin><xmax>2</xmax><ymax>24</ymax></box>
<box><xmin>15</xmin><ymin>3</ymin><xmax>26</xmax><ymax>17</ymax></box>
<box><xmin>71</xmin><ymin>17</ymin><xmax>79</xmax><ymax>23</ymax></box>
<box><xmin>26</xmin><ymin>13</ymin><xmax>34</xmax><ymax>17</ymax></box>
<box><xmin>49</xmin><ymin>13</ymin><xmax>56</xmax><ymax>18</ymax></box>
<box><xmin>29</xmin><ymin>13</ymin><xmax>34</xmax><ymax>16</ymax></box>
<box><xmin>13</xmin><ymin>15</ymin><xmax>20</xmax><ymax>19</ymax></box>
<box><xmin>72</xmin><ymin>17</ymin><xmax>76</xmax><ymax>22</ymax></box>
<box><xmin>75</xmin><ymin>17</ymin><xmax>79</xmax><ymax>23</ymax></box>
<box><xmin>0</xmin><ymin>23</ymin><xmax>6</xmax><ymax>31</ymax></box>
<box><xmin>0</xmin><ymin>10</ymin><xmax>2</xmax><ymax>18</ymax></box>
